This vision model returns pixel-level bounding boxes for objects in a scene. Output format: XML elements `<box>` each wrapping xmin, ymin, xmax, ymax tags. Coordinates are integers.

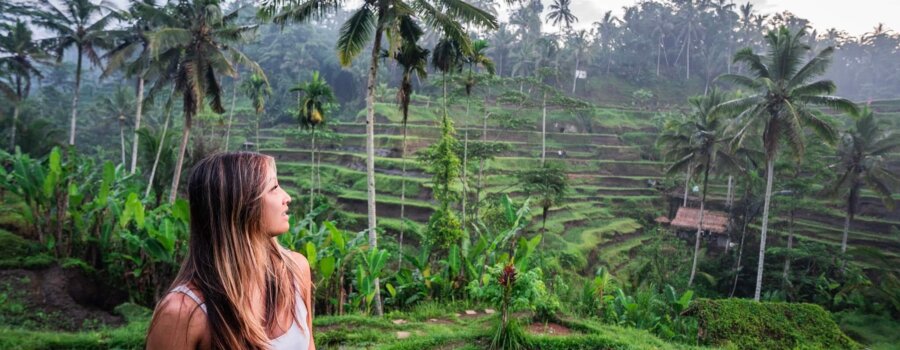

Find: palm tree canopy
<box><xmin>714</xmin><ymin>26</ymin><xmax>858</xmax><ymax>161</ymax></box>
<box><xmin>828</xmin><ymin>106</ymin><xmax>900</xmax><ymax>212</ymax></box>
<box><xmin>260</xmin><ymin>0</ymin><xmax>497</xmax><ymax>67</ymax></box>
<box><xmin>145</xmin><ymin>0</ymin><xmax>264</xmax><ymax>117</ymax></box>
<box><xmin>0</xmin><ymin>20</ymin><xmax>49</xmax><ymax>100</ymax></box>
<box><xmin>394</xmin><ymin>38</ymin><xmax>429</xmax><ymax>125</ymax></box>
<box><xmin>545</xmin><ymin>0</ymin><xmax>577</xmax><ymax>30</ymax></box>
<box><xmin>660</xmin><ymin>89</ymin><xmax>741</xmax><ymax>178</ymax></box>
<box><xmin>290</xmin><ymin>70</ymin><xmax>335</xmax><ymax>129</ymax></box>
<box><xmin>241</xmin><ymin>73</ymin><xmax>272</xmax><ymax>115</ymax></box>
<box><xmin>32</xmin><ymin>0</ymin><xmax>122</xmax><ymax>67</ymax></box>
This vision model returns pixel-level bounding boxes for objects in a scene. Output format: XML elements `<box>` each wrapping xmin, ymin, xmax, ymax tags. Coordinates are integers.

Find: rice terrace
<box><xmin>0</xmin><ymin>0</ymin><xmax>898</xmax><ymax>349</ymax></box>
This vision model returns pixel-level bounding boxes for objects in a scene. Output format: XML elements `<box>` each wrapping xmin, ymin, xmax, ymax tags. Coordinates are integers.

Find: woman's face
<box><xmin>260</xmin><ymin>162</ymin><xmax>292</xmax><ymax>236</ymax></box>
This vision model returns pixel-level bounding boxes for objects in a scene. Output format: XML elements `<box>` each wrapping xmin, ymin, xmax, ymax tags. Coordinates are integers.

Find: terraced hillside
<box><xmin>252</xmin><ymin>99</ymin><xmax>900</xmax><ymax>277</ymax></box>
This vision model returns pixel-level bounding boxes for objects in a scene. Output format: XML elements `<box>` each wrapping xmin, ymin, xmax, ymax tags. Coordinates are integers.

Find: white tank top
<box><xmin>170</xmin><ymin>285</ymin><xmax>310</xmax><ymax>349</ymax></box>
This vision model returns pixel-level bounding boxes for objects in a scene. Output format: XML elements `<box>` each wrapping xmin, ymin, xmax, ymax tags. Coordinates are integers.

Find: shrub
<box><xmin>0</xmin><ymin>229</ymin><xmax>31</xmax><ymax>259</ymax></box>
<box><xmin>688</xmin><ymin>298</ymin><xmax>861</xmax><ymax>350</ymax></box>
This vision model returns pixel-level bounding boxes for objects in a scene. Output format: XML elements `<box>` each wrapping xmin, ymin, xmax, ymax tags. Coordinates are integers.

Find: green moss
<box><xmin>689</xmin><ymin>298</ymin><xmax>860</xmax><ymax>350</ymax></box>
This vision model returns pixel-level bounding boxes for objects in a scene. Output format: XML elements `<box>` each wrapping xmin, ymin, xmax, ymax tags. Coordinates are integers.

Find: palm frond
<box><xmin>147</xmin><ymin>27</ymin><xmax>191</xmax><ymax>58</ymax></box>
<box><xmin>788</xmin><ymin>46</ymin><xmax>833</xmax><ymax>87</ymax></box>
<box><xmin>796</xmin><ymin>95</ymin><xmax>858</xmax><ymax>116</ymax></box>
<box><xmin>790</xmin><ymin>80</ymin><xmax>835</xmax><ymax>97</ymax></box>
<box><xmin>336</xmin><ymin>6</ymin><xmax>375</xmax><ymax>67</ymax></box>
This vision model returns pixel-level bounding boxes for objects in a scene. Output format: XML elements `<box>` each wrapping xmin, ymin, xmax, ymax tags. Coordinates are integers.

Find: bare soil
<box><xmin>0</xmin><ymin>265</ymin><xmax>126</xmax><ymax>331</ymax></box>
<box><xmin>526</xmin><ymin>321</ymin><xmax>572</xmax><ymax>336</ymax></box>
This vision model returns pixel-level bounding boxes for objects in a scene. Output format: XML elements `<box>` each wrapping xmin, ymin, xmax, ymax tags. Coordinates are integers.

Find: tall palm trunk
<box><xmin>130</xmin><ymin>77</ymin><xmax>145</xmax><ymax>173</ymax></box>
<box><xmin>119</xmin><ymin>116</ymin><xmax>126</xmax><ymax>166</ymax></box>
<box><xmin>683</xmin><ymin>164</ymin><xmax>693</xmax><ymax>207</ymax></box>
<box><xmin>476</xmin><ymin>109</ymin><xmax>489</xmax><ymax>220</ymax></box>
<box><xmin>146</xmin><ymin>87</ymin><xmax>175</xmax><ymax>199</ymax></box>
<box><xmin>462</xmin><ymin>90</ymin><xmax>470</xmax><ymax>231</ymax></box>
<box><xmin>224</xmin><ymin>75</ymin><xmax>239</xmax><ymax>151</ymax></box>
<box><xmin>726</xmin><ymin>175</ymin><xmax>734</xmax><ymax>207</ymax></box>
<box><xmin>309</xmin><ymin>129</ymin><xmax>316</xmax><ymax>224</ymax></box>
<box><xmin>840</xmin><ymin>187</ymin><xmax>856</xmax><ymax>272</ymax></box>
<box><xmin>571</xmin><ymin>50</ymin><xmax>579</xmax><ymax>93</ymax></box>
<box><xmin>688</xmin><ymin>163</ymin><xmax>710</xmax><ymax>287</ymax></box>
<box><xmin>782</xmin><ymin>207</ymin><xmax>795</xmax><ymax>284</ymax></box>
<box><xmin>398</xmin><ymin>121</ymin><xmax>408</xmax><ymax>266</ymax></box>
<box><xmin>541</xmin><ymin>90</ymin><xmax>547</xmax><ymax>166</ymax></box>
<box><xmin>255</xmin><ymin>111</ymin><xmax>260</xmax><ymax>152</ymax></box>
<box><xmin>169</xmin><ymin>110</ymin><xmax>193</xmax><ymax>203</ymax></box>
<box><xmin>9</xmin><ymin>104</ymin><xmax>19</xmax><ymax>150</ymax></box>
<box><xmin>754</xmin><ymin>157</ymin><xmax>775</xmax><ymax>301</ymax></box>
<box><xmin>365</xmin><ymin>28</ymin><xmax>384</xmax><ymax>316</ymax></box>
<box><xmin>68</xmin><ymin>48</ymin><xmax>83</xmax><ymax>146</ymax></box>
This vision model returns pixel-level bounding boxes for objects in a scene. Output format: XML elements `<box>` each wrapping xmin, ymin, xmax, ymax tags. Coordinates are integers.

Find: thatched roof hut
<box><xmin>670</xmin><ymin>207</ymin><xmax>729</xmax><ymax>234</ymax></box>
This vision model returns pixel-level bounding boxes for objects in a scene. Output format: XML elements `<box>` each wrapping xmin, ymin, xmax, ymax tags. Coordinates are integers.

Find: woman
<box><xmin>146</xmin><ymin>152</ymin><xmax>316</xmax><ymax>349</ymax></box>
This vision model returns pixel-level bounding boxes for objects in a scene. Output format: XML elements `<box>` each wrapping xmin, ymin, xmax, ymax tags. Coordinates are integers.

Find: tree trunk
<box><xmin>68</xmin><ymin>48</ymin><xmax>83</xmax><ymax>146</ymax></box>
<box><xmin>754</xmin><ymin>157</ymin><xmax>775</xmax><ymax>301</ymax></box>
<box><xmin>571</xmin><ymin>50</ymin><xmax>579</xmax><ymax>94</ymax></box>
<box><xmin>309</xmin><ymin>129</ymin><xmax>316</xmax><ymax>231</ymax></box>
<box><xmin>399</xmin><ymin>121</ymin><xmax>408</xmax><ymax>267</ymax></box>
<box><xmin>683</xmin><ymin>165</ymin><xmax>693</xmax><ymax>207</ymax></box>
<box><xmin>841</xmin><ymin>195</ymin><xmax>853</xmax><ymax>272</ymax></box>
<box><xmin>146</xmin><ymin>88</ymin><xmax>175</xmax><ymax>199</ymax></box>
<box><xmin>462</xmin><ymin>94</ymin><xmax>470</xmax><ymax>231</ymax></box>
<box><xmin>730</xmin><ymin>216</ymin><xmax>748</xmax><ymax>297</ymax></box>
<box><xmin>169</xmin><ymin>111</ymin><xmax>192</xmax><ymax>203</ymax></box>
<box><xmin>726</xmin><ymin>175</ymin><xmax>734</xmax><ymax>207</ymax></box>
<box><xmin>365</xmin><ymin>28</ymin><xmax>384</xmax><ymax>317</ymax></box>
<box><xmin>130</xmin><ymin>77</ymin><xmax>145</xmax><ymax>173</ymax></box>
<box><xmin>255</xmin><ymin>111</ymin><xmax>260</xmax><ymax>152</ymax></box>
<box><xmin>9</xmin><ymin>104</ymin><xmax>19</xmax><ymax>151</ymax></box>
<box><xmin>688</xmin><ymin>164</ymin><xmax>710</xmax><ymax>287</ymax></box>
<box><xmin>119</xmin><ymin>116</ymin><xmax>126</xmax><ymax>167</ymax></box>
<box><xmin>782</xmin><ymin>207</ymin><xmax>795</xmax><ymax>285</ymax></box>
<box><xmin>685</xmin><ymin>26</ymin><xmax>691</xmax><ymax>81</ymax></box>
<box><xmin>541</xmin><ymin>90</ymin><xmax>547</xmax><ymax>166</ymax></box>
<box><xmin>476</xmin><ymin>109</ymin><xmax>489</xmax><ymax>221</ymax></box>
<box><xmin>224</xmin><ymin>75</ymin><xmax>239</xmax><ymax>151</ymax></box>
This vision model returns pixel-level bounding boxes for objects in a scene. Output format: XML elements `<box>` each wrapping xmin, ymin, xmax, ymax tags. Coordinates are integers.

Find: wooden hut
<box><xmin>670</xmin><ymin>207</ymin><xmax>731</xmax><ymax>248</ymax></box>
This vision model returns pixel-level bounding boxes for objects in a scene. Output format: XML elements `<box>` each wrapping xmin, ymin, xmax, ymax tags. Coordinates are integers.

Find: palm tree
<box><xmin>392</xmin><ymin>33</ymin><xmax>429</xmax><ymax>264</ymax></box>
<box><xmin>97</xmin><ymin>86</ymin><xmax>136</xmax><ymax>166</ymax></box>
<box><xmin>33</xmin><ymin>0</ymin><xmax>121</xmax><ymax>146</ymax></box>
<box><xmin>290</xmin><ymin>71</ymin><xmax>334</xmax><ymax>216</ymax></box>
<box><xmin>0</xmin><ymin>20</ymin><xmax>48</xmax><ymax>151</ymax></box>
<box><xmin>241</xmin><ymin>73</ymin><xmax>271</xmax><ymax>152</ymax></box>
<box><xmin>460</xmin><ymin>39</ymin><xmax>494</xmax><ymax>229</ymax></box>
<box><xmin>517</xmin><ymin>162</ymin><xmax>567</xmax><ymax>247</ymax></box>
<box><xmin>658</xmin><ymin>113</ymin><xmax>697</xmax><ymax>207</ymax></box>
<box><xmin>715</xmin><ymin>27</ymin><xmax>857</xmax><ymax>300</ymax></box>
<box><xmin>260</xmin><ymin>0</ymin><xmax>497</xmax><ymax>316</ymax></box>
<box><xmin>545</xmin><ymin>0</ymin><xmax>577</xmax><ymax>34</ymax></box>
<box><xmin>828</xmin><ymin>106</ymin><xmax>899</xmax><ymax>267</ymax></box>
<box><xmin>592</xmin><ymin>11</ymin><xmax>619</xmax><ymax>75</ymax></box>
<box><xmin>664</xmin><ymin>90</ymin><xmax>738</xmax><ymax>287</ymax></box>
<box><xmin>146</xmin><ymin>0</ymin><xmax>264</xmax><ymax>203</ymax></box>
<box><xmin>103</xmin><ymin>0</ymin><xmax>167</xmax><ymax>174</ymax></box>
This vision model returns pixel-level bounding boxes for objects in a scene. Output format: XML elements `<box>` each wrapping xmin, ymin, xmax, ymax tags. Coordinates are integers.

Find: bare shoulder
<box><xmin>146</xmin><ymin>292</ymin><xmax>209</xmax><ymax>350</ymax></box>
<box><xmin>286</xmin><ymin>250</ymin><xmax>311</xmax><ymax>271</ymax></box>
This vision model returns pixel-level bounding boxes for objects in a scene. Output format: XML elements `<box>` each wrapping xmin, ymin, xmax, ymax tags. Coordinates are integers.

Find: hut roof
<box><xmin>670</xmin><ymin>207</ymin><xmax>729</xmax><ymax>234</ymax></box>
<box><xmin>655</xmin><ymin>216</ymin><xmax>671</xmax><ymax>224</ymax></box>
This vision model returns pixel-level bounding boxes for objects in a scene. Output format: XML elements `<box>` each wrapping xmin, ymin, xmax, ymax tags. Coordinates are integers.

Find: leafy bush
<box><xmin>688</xmin><ymin>298</ymin><xmax>861</xmax><ymax>349</ymax></box>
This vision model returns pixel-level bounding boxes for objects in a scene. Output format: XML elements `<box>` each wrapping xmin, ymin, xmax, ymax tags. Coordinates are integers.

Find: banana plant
<box><xmin>355</xmin><ymin>248</ymin><xmax>390</xmax><ymax>314</ymax></box>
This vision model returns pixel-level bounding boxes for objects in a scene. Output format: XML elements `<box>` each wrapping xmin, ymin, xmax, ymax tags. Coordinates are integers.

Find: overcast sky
<box><xmin>543</xmin><ymin>0</ymin><xmax>899</xmax><ymax>37</ymax></box>
<box><xmin>61</xmin><ymin>0</ymin><xmax>900</xmax><ymax>38</ymax></box>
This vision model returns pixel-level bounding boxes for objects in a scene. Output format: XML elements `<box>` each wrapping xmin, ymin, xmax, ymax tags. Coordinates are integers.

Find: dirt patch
<box><xmin>527</xmin><ymin>321</ymin><xmax>572</xmax><ymax>336</ymax></box>
<box><xmin>0</xmin><ymin>266</ymin><xmax>126</xmax><ymax>331</ymax></box>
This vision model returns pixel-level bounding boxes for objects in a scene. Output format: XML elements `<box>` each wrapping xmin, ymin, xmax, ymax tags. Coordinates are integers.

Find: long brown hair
<box><xmin>150</xmin><ymin>152</ymin><xmax>304</xmax><ymax>349</ymax></box>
